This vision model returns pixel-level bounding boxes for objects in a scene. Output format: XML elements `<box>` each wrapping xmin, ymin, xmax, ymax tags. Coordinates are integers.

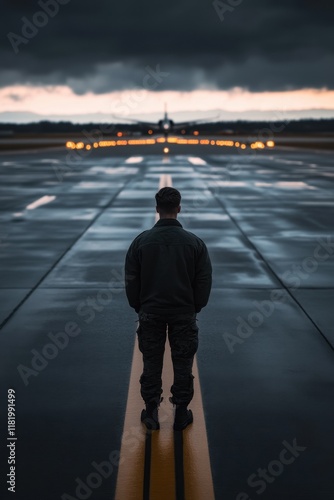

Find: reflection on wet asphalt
<box><xmin>0</xmin><ymin>146</ymin><xmax>333</xmax><ymax>499</ymax></box>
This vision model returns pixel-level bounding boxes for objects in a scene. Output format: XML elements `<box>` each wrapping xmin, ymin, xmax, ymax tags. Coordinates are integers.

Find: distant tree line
<box><xmin>198</xmin><ymin>119</ymin><xmax>334</xmax><ymax>134</ymax></box>
<box><xmin>0</xmin><ymin>118</ymin><xmax>333</xmax><ymax>135</ymax></box>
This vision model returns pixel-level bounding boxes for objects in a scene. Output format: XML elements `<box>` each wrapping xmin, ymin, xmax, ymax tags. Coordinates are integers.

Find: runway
<box><xmin>0</xmin><ymin>142</ymin><xmax>334</xmax><ymax>500</ymax></box>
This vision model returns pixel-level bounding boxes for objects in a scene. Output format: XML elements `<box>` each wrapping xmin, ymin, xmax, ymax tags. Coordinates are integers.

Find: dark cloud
<box><xmin>0</xmin><ymin>0</ymin><xmax>333</xmax><ymax>92</ymax></box>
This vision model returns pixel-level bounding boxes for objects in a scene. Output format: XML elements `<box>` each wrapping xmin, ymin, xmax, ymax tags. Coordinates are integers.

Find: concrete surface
<box><xmin>0</xmin><ymin>143</ymin><xmax>333</xmax><ymax>499</ymax></box>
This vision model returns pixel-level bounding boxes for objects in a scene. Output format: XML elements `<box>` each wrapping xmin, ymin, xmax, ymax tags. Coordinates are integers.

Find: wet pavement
<box><xmin>0</xmin><ymin>144</ymin><xmax>333</xmax><ymax>499</ymax></box>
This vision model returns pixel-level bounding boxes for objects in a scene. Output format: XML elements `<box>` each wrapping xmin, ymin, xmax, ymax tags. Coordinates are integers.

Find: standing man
<box><xmin>125</xmin><ymin>187</ymin><xmax>212</xmax><ymax>431</ymax></box>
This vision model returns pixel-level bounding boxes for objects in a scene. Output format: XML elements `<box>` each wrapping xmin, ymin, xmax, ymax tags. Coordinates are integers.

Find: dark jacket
<box><xmin>125</xmin><ymin>218</ymin><xmax>212</xmax><ymax>315</ymax></box>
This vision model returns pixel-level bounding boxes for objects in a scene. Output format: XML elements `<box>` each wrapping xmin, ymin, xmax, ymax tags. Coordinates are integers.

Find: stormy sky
<box><xmin>1</xmin><ymin>0</ymin><xmax>334</xmax><ymax>120</ymax></box>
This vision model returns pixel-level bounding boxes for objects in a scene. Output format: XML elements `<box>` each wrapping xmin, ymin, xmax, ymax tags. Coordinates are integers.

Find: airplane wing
<box><xmin>111</xmin><ymin>111</ymin><xmax>221</xmax><ymax>134</ymax></box>
<box><xmin>112</xmin><ymin>114</ymin><xmax>220</xmax><ymax>128</ymax></box>
<box><xmin>111</xmin><ymin>115</ymin><xmax>159</xmax><ymax>128</ymax></box>
<box><xmin>172</xmin><ymin>115</ymin><xmax>221</xmax><ymax>129</ymax></box>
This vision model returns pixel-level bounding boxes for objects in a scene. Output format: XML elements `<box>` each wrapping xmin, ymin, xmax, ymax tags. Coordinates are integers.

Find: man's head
<box><xmin>155</xmin><ymin>187</ymin><xmax>181</xmax><ymax>218</ymax></box>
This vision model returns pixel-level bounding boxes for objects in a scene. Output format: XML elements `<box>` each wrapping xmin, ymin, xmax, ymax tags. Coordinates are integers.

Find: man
<box><xmin>125</xmin><ymin>187</ymin><xmax>212</xmax><ymax>431</ymax></box>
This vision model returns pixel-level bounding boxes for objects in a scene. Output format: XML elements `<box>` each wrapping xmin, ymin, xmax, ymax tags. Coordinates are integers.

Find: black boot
<box><xmin>141</xmin><ymin>401</ymin><xmax>160</xmax><ymax>430</ymax></box>
<box><xmin>173</xmin><ymin>404</ymin><xmax>193</xmax><ymax>431</ymax></box>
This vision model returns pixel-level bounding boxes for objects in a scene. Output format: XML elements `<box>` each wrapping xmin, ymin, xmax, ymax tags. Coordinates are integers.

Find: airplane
<box><xmin>112</xmin><ymin>104</ymin><xmax>220</xmax><ymax>138</ymax></box>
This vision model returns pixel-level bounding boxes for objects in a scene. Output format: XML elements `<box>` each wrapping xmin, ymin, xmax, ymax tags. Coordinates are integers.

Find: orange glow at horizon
<box><xmin>2</xmin><ymin>85</ymin><xmax>334</xmax><ymax>120</ymax></box>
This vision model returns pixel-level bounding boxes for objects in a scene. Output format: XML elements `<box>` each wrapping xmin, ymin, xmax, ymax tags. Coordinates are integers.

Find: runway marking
<box><xmin>187</xmin><ymin>157</ymin><xmax>207</xmax><ymax>166</ymax></box>
<box><xmin>115</xmin><ymin>172</ymin><xmax>215</xmax><ymax>499</ymax></box>
<box><xmin>159</xmin><ymin>173</ymin><xmax>172</xmax><ymax>189</ymax></box>
<box><xmin>114</xmin><ymin>333</ymin><xmax>146</xmax><ymax>500</ymax></box>
<box><xmin>26</xmin><ymin>195</ymin><xmax>56</xmax><ymax>210</ymax></box>
<box><xmin>125</xmin><ymin>156</ymin><xmax>144</xmax><ymax>164</ymax></box>
<box><xmin>255</xmin><ymin>181</ymin><xmax>317</xmax><ymax>190</ymax></box>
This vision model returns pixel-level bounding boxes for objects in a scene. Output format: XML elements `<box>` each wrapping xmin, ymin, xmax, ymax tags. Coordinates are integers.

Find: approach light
<box><xmin>163</xmin><ymin>147</ymin><xmax>169</xmax><ymax>154</ymax></box>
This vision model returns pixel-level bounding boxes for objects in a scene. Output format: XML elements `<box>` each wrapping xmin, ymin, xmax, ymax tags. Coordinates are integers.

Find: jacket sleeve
<box><xmin>193</xmin><ymin>241</ymin><xmax>212</xmax><ymax>312</ymax></box>
<box><xmin>124</xmin><ymin>239</ymin><xmax>141</xmax><ymax>313</ymax></box>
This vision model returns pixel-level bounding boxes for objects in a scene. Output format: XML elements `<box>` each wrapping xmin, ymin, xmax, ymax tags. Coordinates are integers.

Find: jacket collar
<box><xmin>154</xmin><ymin>218</ymin><xmax>183</xmax><ymax>228</ymax></box>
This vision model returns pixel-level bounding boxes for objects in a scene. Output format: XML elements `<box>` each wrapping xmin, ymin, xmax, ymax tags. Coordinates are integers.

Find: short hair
<box><xmin>155</xmin><ymin>187</ymin><xmax>181</xmax><ymax>212</ymax></box>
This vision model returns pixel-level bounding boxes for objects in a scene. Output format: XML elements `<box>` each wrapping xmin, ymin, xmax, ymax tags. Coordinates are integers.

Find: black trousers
<box><xmin>136</xmin><ymin>311</ymin><xmax>199</xmax><ymax>406</ymax></box>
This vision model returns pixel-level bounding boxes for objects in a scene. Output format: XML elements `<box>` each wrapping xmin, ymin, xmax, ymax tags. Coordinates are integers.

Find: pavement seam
<box><xmin>201</xmin><ymin>166</ymin><xmax>334</xmax><ymax>354</ymax></box>
<box><xmin>0</xmin><ymin>164</ymin><xmax>146</xmax><ymax>330</ymax></box>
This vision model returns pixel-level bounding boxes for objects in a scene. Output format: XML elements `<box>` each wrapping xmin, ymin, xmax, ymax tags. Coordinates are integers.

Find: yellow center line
<box><xmin>182</xmin><ymin>359</ymin><xmax>215</xmax><ymax>499</ymax></box>
<box><xmin>159</xmin><ymin>173</ymin><xmax>172</xmax><ymax>191</ymax></box>
<box><xmin>115</xmin><ymin>172</ymin><xmax>215</xmax><ymax>499</ymax></box>
<box><xmin>149</xmin><ymin>346</ymin><xmax>176</xmax><ymax>499</ymax></box>
<box><xmin>114</xmin><ymin>338</ymin><xmax>146</xmax><ymax>500</ymax></box>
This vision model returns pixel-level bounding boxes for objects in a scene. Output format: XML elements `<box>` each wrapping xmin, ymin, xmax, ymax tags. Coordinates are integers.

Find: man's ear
<box><xmin>156</xmin><ymin>205</ymin><xmax>159</xmax><ymax>213</ymax></box>
<box><xmin>177</xmin><ymin>205</ymin><xmax>181</xmax><ymax>213</ymax></box>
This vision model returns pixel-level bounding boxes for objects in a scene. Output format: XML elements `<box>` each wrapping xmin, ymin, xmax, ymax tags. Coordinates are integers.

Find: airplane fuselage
<box><xmin>158</xmin><ymin>114</ymin><xmax>174</xmax><ymax>137</ymax></box>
